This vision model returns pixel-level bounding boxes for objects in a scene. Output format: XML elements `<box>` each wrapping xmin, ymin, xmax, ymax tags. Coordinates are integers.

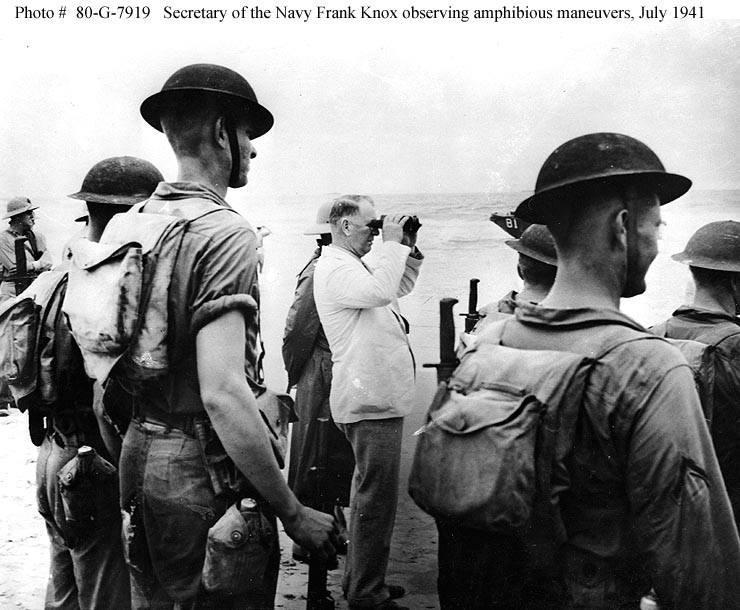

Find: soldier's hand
<box><xmin>382</xmin><ymin>214</ymin><xmax>408</xmax><ymax>244</ymax></box>
<box><xmin>283</xmin><ymin>505</ymin><xmax>340</xmax><ymax>562</ymax></box>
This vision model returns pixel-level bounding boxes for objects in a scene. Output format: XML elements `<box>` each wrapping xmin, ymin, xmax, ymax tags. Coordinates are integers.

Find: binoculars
<box><xmin>367</xmin><ymin>215</ymin><xmax>422</xmax><ymax>233</ymax></box>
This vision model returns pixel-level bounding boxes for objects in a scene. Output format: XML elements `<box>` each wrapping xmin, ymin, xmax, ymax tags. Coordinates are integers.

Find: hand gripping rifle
<box><xmin>423</xmin><ymin>297</ymin><xmax>459</xmax><ymax>383</ymax></box>
<box><xmin>459</xmin><ymin>278</ymin><xmax>480</xmax><ymax>333</ymax></box>
<box><xmin>306</xmin><ymin>416</ymin><xmax>337</xmax><ymax>609</ymax></box>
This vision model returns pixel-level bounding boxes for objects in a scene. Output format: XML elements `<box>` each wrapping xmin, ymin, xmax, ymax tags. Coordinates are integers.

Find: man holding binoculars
<box><xmin>313</xmin><ymin>195</ymin><xmax>422</xmax><ymax>609</ymax></box>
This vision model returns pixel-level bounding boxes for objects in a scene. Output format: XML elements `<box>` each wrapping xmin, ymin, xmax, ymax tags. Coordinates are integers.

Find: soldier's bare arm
<box><xmin>196</xmin><ymin>309</ymin><xmax>339</xmax><ymax>561</ymax></box>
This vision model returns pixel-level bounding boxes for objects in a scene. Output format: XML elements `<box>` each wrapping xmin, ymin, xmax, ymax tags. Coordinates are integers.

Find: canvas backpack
<box><xmin>650</xmin><ymin>320</ymin><xmax>740</xmax><ymax>426</ymax></box>
<box><xmin>63</xmin><ymin>201</ymin><xmax>239</xmax><ymax>385</ymax></box>
<box><xmin>62</xmin><ymin>201</ymin><xmax>297</xmax><ymax>462</ymax></box>
<box><xmin>0</xmin><ymin>268</ymin><xmax>91</xmax><ymax>445</ymax></box>
<box><xmin>408</xmin><ymin>318</ymin><xmax>660</xmax><ymax>550</ymax></box>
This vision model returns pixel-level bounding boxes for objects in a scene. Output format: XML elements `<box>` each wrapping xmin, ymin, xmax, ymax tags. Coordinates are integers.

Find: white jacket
<box><xmin>313</xmin><ymin>242</ymin><xmax>422</xmax><ymax>424</ymax></box>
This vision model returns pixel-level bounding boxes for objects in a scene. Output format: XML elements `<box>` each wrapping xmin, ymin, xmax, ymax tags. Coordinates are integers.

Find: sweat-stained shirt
<box><xmin>124</xmin><ymin>181</ymin><xmax>261</xmax><ymax>416</ymax></box>
<box><xmin>313</xmin><ymin>242</ymin><xmax>422</xmax><ymax>424</ymax></box>
<box><xmin>498</xmin><ymin>302</ymin><xmax>740</xmax><ymax>608</ymax></box>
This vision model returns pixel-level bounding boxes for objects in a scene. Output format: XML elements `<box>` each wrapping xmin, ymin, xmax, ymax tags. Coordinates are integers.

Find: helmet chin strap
<box><xmin>623</xmin><ymin>202</ymin><xmax>641</xmax><ymax>298</ymax></box>
<box><xmin>225</xmin><ymin>117</ymin><xmax>241</xmax><ymax>188</ymax></box>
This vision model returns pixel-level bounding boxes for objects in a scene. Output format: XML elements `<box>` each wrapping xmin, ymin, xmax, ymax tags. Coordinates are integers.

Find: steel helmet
<box><xmin>515</xmin><ymin>133</ymin><xmax>692</xmax><ymax>223</ymax></box>
<box><xmin>672</xmin><ymin>221</ymin><xmax>740</xmax><ymax>272</ymax></box>
<box><xmin>505</xmin><ymin>224</ymin><xmax>557</xmax><ymax>267</ymax></box>
<box><xmin>140</xmin><ymin>63</ymin><xmax>274</xmax><ymax>139</ymax></box>
<box><xmin>68</xmin><ymin>156</ymin><xmax>163</xmax><ymax>205</ymax></box>
<box><xmin>304</xmin><ymin>200</ymin><xmax>334</xmax><ymax>235</ymax></box>
<box><xmin>3</xmin><ymin>196</ymin><xmax>38</xmax><ymax>219</ymax></box>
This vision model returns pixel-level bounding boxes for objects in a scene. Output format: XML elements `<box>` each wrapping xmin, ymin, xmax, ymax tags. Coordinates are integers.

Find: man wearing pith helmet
<box><xmin>468</xmin><ymin>133</ymin><xmax>740</xmax><ymax>608</ymax></box>
<box><xmin>0</xmin><ymin>196</ymin><xmax>52</xmax><ymax>302</ymax></box>
<box><xmin>118</xmin><ymin>64</ymin><xmax>338</xmax><ymax>608</ymax></box>
<box><xmin>653</xmin><ymin>220</ymin><xmax>740</xmax><ymax>529</ymax></box>
<box><xmin>0</xmin><ymin>196</ymin><xmax>53</xmax><ymax>414</ymax></box>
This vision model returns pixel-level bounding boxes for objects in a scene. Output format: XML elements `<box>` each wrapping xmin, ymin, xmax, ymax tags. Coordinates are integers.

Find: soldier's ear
<box><xmin>613</xmin><ymin>208</ymin><xmax>629</xmax><ymax>251</ymax></box>
<box><xmin>213</xmin><ymin>115</ymin><xmax>229</xmax><ymax>151</ymax></box>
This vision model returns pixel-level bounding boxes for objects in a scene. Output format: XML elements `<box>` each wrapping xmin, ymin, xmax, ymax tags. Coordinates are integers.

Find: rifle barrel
<box><xmin>13</xmin><ymin>236</ymin><xmax>32</xmax><ymax>293</ymax></box>
<box><xmin>306</xmin><ymin>417</ymin><xmax>336</xmax><ymax>609</ymax></box>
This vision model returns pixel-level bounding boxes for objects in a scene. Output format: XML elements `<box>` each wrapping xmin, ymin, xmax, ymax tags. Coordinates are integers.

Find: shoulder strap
<box><xmin>472</xmin><ymin>317</ymin><xmax>511</xmax><ymax>346</ymax></box>
<box><xmin>593</xmin><ymin>332</ymin><xmax>666</xmax><ymax>361</ymax></box>
<box><xmin>710</xmin><ymin>329</ymin><xmax>740</xmax><ymax>350</ymax></box>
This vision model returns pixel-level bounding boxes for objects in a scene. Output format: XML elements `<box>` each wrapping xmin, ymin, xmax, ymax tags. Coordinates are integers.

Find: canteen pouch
<box><xmin>201</xmin><ymin>502</ymin><xmax>275</xmax><ymax>595</ymax></box>
<box><xmin>57</xmin><ymin>449</ymin><xmax>118</xmax><ymax>539</ymax></box>
<box><xmin>0</xmin><ymin>296</ymin><xmax>39</xmax><ymax>386</ymax></box>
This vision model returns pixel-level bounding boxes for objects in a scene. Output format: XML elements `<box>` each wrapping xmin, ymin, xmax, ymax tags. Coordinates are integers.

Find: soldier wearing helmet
<box><xmin>472</xmin><ymin>223</ymin><xmax>557</xmax><ymax>333</ymax></box>
<box><xmin>68</xmin><ymin>155</ymin><xmax>164</xmax><ymax>242</ymax></box>
<box><xmin>444</xmin><ymin>133</ymin><xmax>739</xmax><ymax>608</ymax></box>
<box><xmin>30</xmin><ymin>155</ymin><xmax>162</xmax><ymax>610</ymax></box>
<box><xmin>0</xmin><ymin>196</ymin><xmax>53</xmax><ymax>302</ymax></box>
<box><xmin>283</xmin><ymin>201</ymin><xmax>355</xmax><ymax>561</ymax></box>
<box><xmin>653</xmin><ymin>220</ymin><xmax>740</xmax><ymax>528</ymax></box>
<box><xmin>117</xmin><ymin>64</ymin><xmax>338</xmax><ymax>608</ymax></box>
<box><xmin>437</xmin><ymin>222</ymin><xmax>557</xmax><ymax>606</ymax></box>
<box><xmin>0</xmin><ymin>197</ymin><xmax>54</xmax><ymax>414</ymax></box>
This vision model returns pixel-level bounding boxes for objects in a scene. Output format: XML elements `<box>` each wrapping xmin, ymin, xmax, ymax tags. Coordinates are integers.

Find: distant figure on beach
<box><xmin>473</xmin><ymin>223</ymin><xmax>557</xmax><ymax>332</ymax></box>
<box><xmin>436</xmin><ymin>133</ymin><xmax>740</xmax><ymax>608</ymax></box>
<box><xmin>283</xmin><ymin>200</ymin><xmax>355</xmax><ymax>561</ymax></box>
<box><xmin>652</xmin><ymin>220</ymin><xmax>740</xmax><ymax>529</ymax></box>
<box><xmin>111</xmin><ymin>63</ymin><xmax>338</xmax><ymax>608</ymax></box>
<box><xmin>255</xmin><ymin>224</ymin><xmax>272</xmax><ymax>272</ymax></box>
<box><xmin>0</xmin><ymin>197</ymin><xmax>53</xmax><ymax>415</ymax></box>
<box><xmin>0</xmin><ymin>197</ymin><xmax>53</xmax><ymax>302</ymax></box>
<box><xmin>314</xmin><ymin>195</ymin><xmax>423</xmax><ymax>609</ymax></box>
<box><xmin>30</xmin><ymin>156</ymin><xmax>162</xmax><ymax>610</ymax></box>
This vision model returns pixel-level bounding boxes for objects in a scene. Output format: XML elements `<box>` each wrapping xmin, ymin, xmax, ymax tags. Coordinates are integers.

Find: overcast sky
<box><xmin>1</xmin><ymin>0</ymin><xmax>738</xmax><ymax>202</ymax></box>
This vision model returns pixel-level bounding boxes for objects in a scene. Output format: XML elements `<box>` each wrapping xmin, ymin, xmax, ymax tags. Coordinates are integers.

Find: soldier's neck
<box><xmin>518</xmin><ymin>283</ymin><xmax>550</xmax><ymax>306</ymax></box>
<box><xmin>692</xmin><ymin>285</ymin><xmax>736</xmax><ymax>316</ymax></box>
<box><xmin>539</xmin><ymin>258</ymin><xmax>622</xmax><ymax>311</ymax></box>
<box><xmin>176</xmin><ymin>156</ymin><xmax>229</xmax><ymax>199</ymax></box>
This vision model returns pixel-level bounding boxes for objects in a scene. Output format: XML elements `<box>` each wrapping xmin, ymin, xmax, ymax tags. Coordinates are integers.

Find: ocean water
<box><xmin>27</xmin><ymin>188</ymin><xmax>740</xmax><ymax>392</ymax></box>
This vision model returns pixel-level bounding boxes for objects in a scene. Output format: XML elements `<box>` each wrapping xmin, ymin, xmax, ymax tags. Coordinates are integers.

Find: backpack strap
<box><xmin>709</xmin><ymin>328</ymin><xmax>740</xmax><ymax>350</ymax></box>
